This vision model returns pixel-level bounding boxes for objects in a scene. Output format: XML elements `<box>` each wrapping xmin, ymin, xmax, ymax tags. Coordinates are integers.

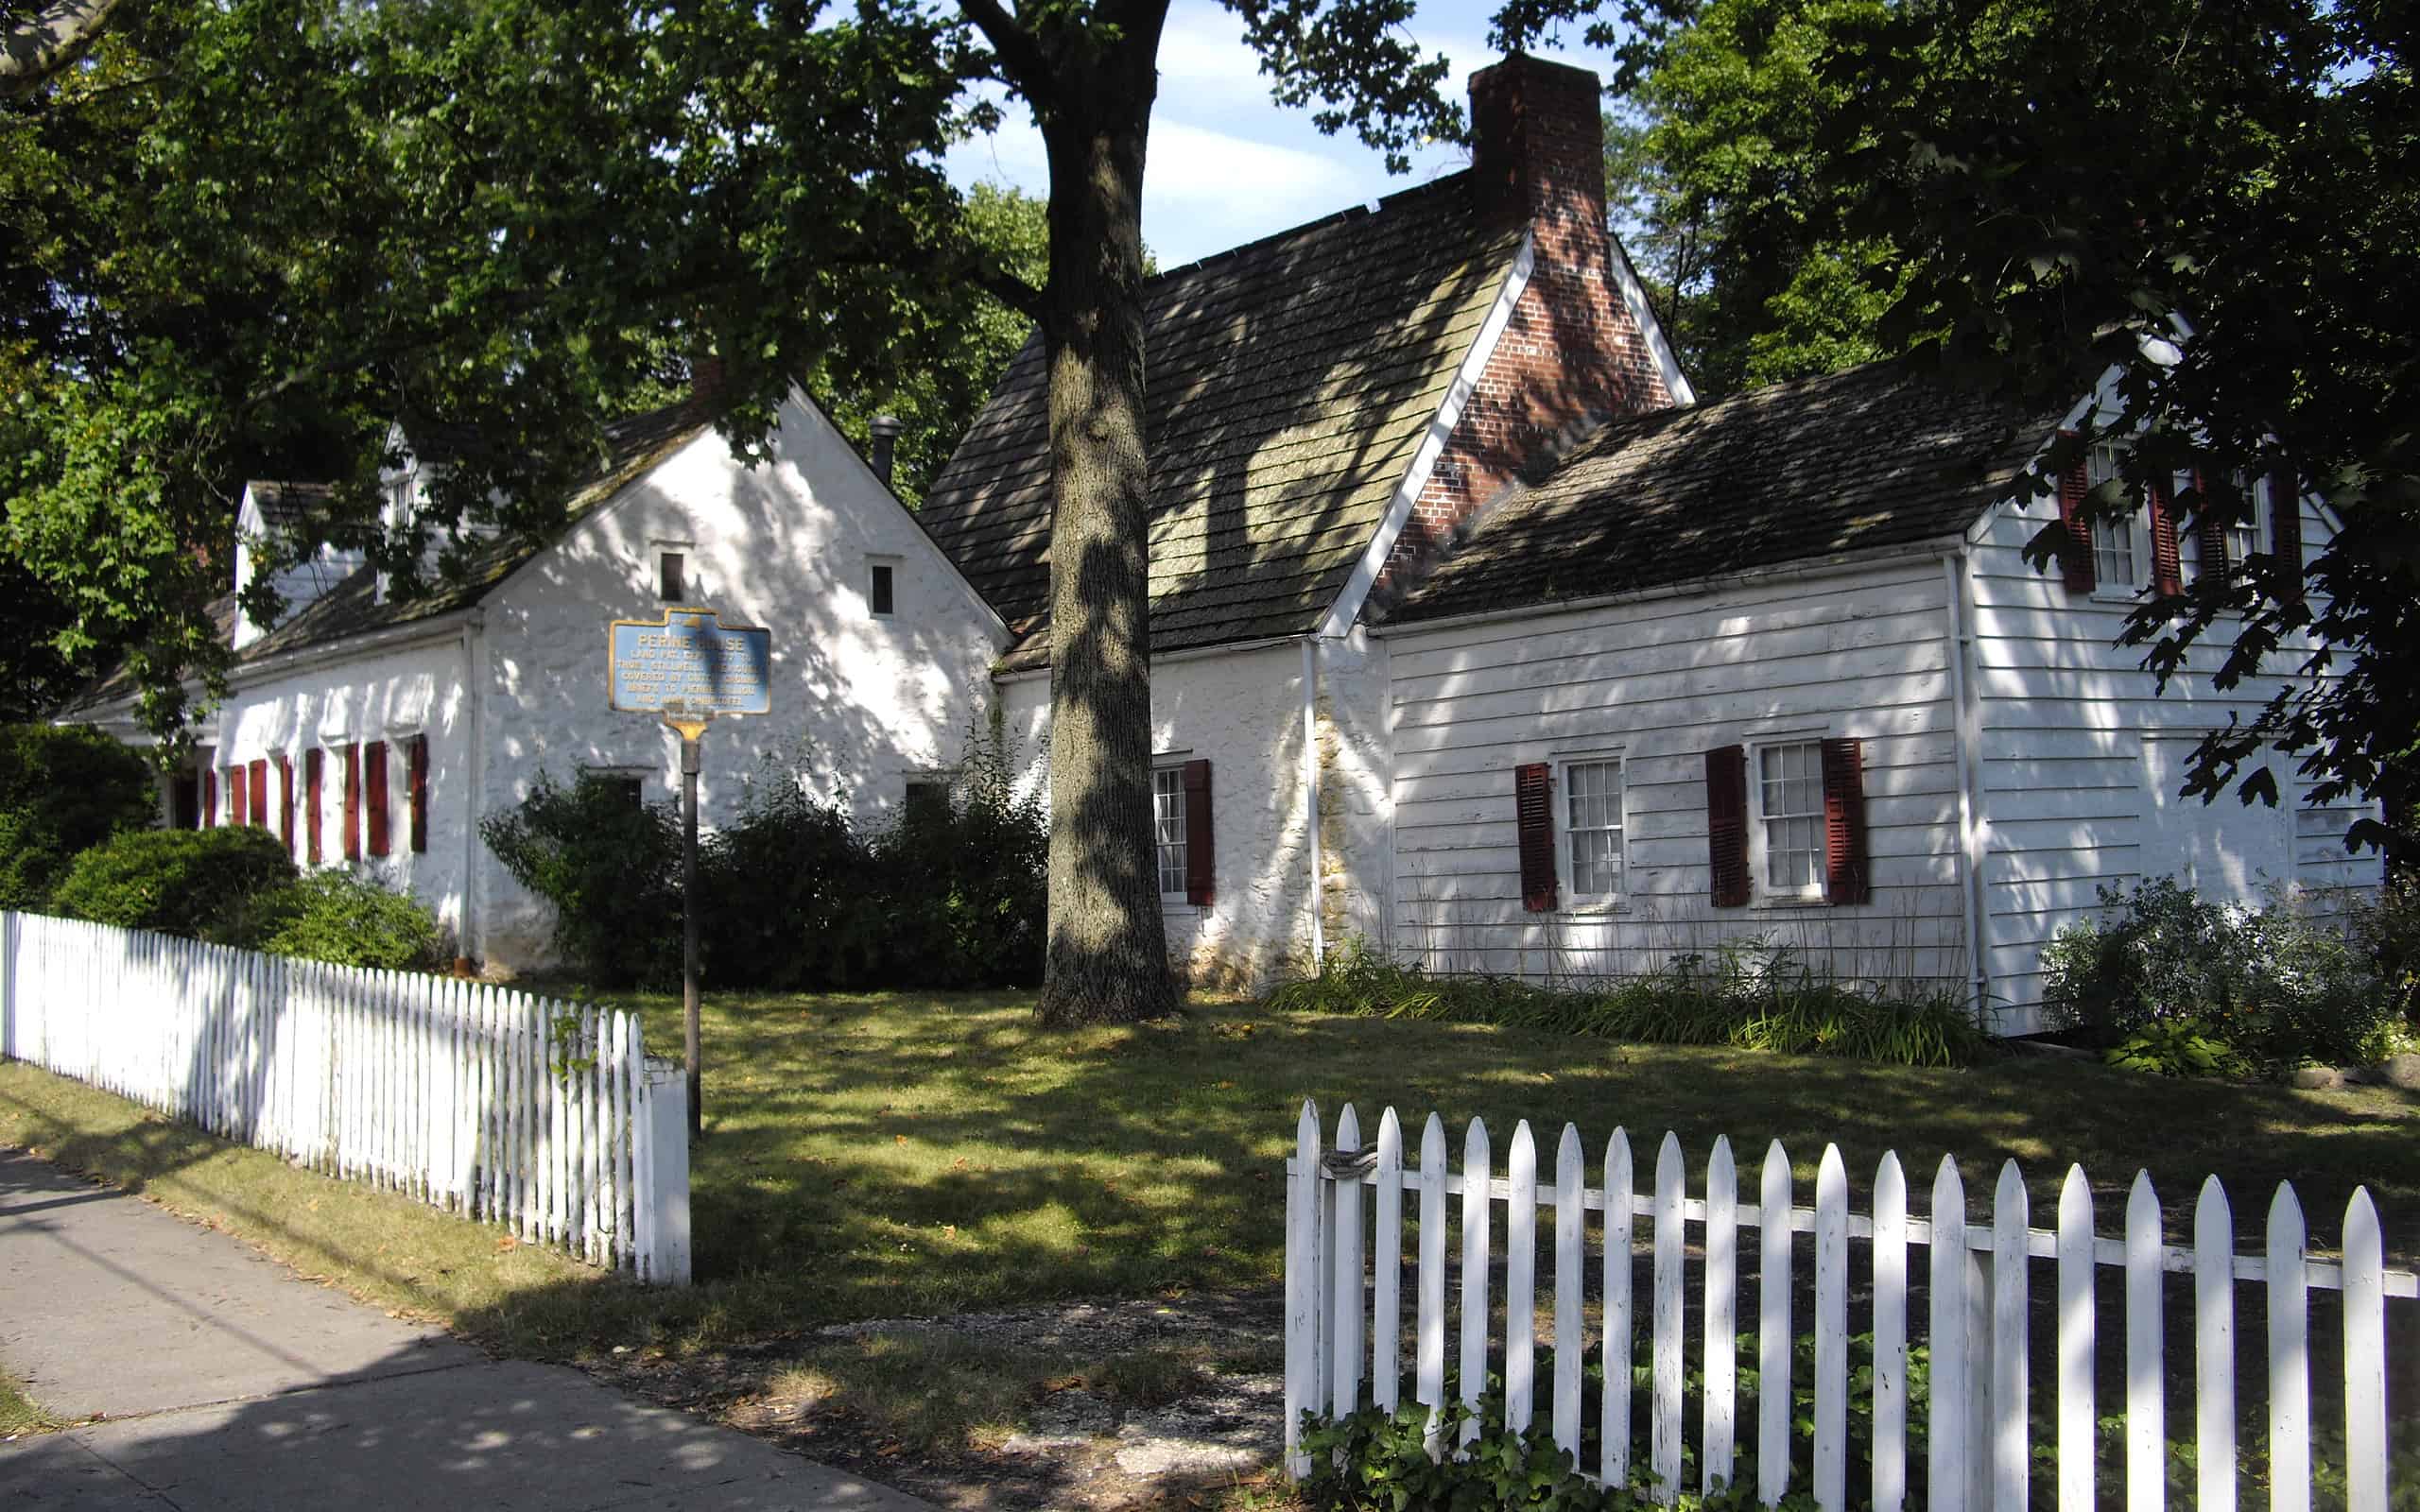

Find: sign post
<box><xmin>608</xmin><ymin>606</ymin><xmax>772</xmax><ymax>1142</ymax></box>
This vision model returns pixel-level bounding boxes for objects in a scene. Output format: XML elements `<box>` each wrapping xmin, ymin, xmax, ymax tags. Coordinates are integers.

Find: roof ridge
<box><xmin>1143</xmin><ymin>167</ymin><xmax>1477</xmax><ymax>289</ymax></box>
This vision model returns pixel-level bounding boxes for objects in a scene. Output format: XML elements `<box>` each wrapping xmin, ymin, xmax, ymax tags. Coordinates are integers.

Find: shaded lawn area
<box><xmin>596</xmin><ymin>990</ymin><xmax>2419</xmax><ymax>1332</ymax></box>
<box><xmin>5</xmin><ymin>991</ymin><xmax>2415</xmax><ymax>1365</ymax></box>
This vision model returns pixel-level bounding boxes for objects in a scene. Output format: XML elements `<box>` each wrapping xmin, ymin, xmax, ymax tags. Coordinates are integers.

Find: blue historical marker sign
<box><xmin>608</xmin><ymin>607</ymin><xmax>772</xmax><ymax>717</ymax></box>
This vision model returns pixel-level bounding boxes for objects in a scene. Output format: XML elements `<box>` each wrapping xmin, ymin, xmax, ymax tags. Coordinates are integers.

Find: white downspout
<box><xmin>459</xmin><ymin>611</ymin><xmax>487</xmax><ymax>966</ymax></box>
<box><xmin>1940</xmin><ymin>552</ymin><xmax>1992</xmax><ymax>1028</ymax></box>
<box><xmin>1302</xmin><ymin>636</ymin><xmax>1325</xmax><ymax>971</ymax></box>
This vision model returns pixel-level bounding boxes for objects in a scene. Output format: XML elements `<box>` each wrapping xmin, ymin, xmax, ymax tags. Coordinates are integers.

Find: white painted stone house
<box><xmin>916</xmin><ymin>53</ymin><xmax>2379</xmax><ymax>1029</ymax></box>
<box><xmin>70</xmin><ymin>393</ymin><xmax>1007</xmax><ymax>969</ymax></box>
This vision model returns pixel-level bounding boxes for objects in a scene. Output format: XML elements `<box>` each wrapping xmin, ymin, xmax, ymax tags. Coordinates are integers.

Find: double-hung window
<box><xmin>2085</xmin><ymin>442</ymin><xmax>2141</xmax><ymax>591</ymax></box>
<box><xmin>1561</xmin><ymin>756</ymin><xmax>1626</xmax><ymax>903</ymax></box>
<box><xmin>1755</xmin><ymin>741</ymin><xmax>1827</xmax><ymax>899</ymax></box>
<box><xmin>1153</xmin><ymin>767</ymin><xmax>1188</xmax><ymax>897</ymax></box>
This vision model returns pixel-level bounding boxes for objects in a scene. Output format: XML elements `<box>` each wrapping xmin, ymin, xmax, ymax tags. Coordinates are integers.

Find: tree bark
<box><xmin>1031</xmin><ymin>21</ymin><xmax>1179</xmax><ymax>1027</ymax></box>
<box><xmin>1</xmin><ymin>0</ymin><xmax>126</xmax><ymax>98</ymax></box>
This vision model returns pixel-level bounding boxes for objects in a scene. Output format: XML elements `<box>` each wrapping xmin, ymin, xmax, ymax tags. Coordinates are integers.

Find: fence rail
<box><xmin>1282</xmin><ymin>1099</ymin><xmax>2406</xmax><ymax>1510</ymax></box>
<box><xmin>0</xmin><ymin>911</ymin><xmax>689</xmax><ymax>1284</ymax></box>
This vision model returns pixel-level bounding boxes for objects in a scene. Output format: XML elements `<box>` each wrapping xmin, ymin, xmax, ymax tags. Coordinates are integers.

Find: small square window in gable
<box><xmin>658</xmin><ymin>552</ymin><xmax>686</xmax><ymax>602</ymax></box>
<box><xmin>870</xmin><ymin>560</ymin><xmax>897</xmax><ymax>617</ymax></box>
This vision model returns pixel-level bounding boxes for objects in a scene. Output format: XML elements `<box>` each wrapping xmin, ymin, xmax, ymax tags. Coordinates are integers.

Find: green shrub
<box><xmin>859</xmin><ymin>749</ymin><xmax>1047</xmax><ymax>989</ymax></box>
<box><xmin>2104</xmin><ymin>1017</ymin><xmax>2254</xmax><ymax>1078</ymax></box>
<box><xmin>49</xmin><ymin>827</ymin><xmax>297</xmax><ymax>941</ymax></box>
<box><xmin>0</xmin><ymin>724</ymin><xmax>158</xmax><ymax>909</ymax></box>
<box><xmin>248</xmin><ymin>869</ymin><xmax>445</xmax><ymax>970</ymax></box>
<box><xmin>2348</xmin><ymin>872</ymin><xmax>2420</xmax><ymax>1026</ymax></box>
<box><xmin>2040</xmin><ymin>877</ymin><xmax>2394</xmax><ymax>1075</ymax></box>
<box><xmin>699</xmin><ymin>773</ymin><xmax>880</xmax><ymax>990</ymax></box>
<box><xmin>479</xmin><ymin>770</ymin><xmax>682</xmax><ymax>988</ymax></box>
<box><xmin>1268</xmin><ymin>936</ymin><xmax>1986</xmax><ymax>1068</ymax></box>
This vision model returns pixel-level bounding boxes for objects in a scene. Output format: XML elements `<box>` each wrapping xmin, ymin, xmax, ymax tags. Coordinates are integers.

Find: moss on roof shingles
<box><xmin>918</xmin><ymin>170</ymin><xmax>1521</xmax><ymax>668</ymax></box>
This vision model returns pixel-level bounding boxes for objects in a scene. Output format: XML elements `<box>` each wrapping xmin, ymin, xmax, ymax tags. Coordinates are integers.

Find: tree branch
<box><xmin>1</xmin><ymin>0</ymin><xmax>128</xmax><ymax>98</ymax></box>
<box><xmin>955</xmin><ymin>0</ymin><xmax>1058</xmax><ymax>115</ymax></box>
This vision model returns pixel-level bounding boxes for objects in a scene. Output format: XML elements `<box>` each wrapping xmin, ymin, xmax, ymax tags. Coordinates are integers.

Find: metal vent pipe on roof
<box><xmin>869</xmin><ymin>414</ymin><xmax>903</xmax><ymax>486</ymax></box>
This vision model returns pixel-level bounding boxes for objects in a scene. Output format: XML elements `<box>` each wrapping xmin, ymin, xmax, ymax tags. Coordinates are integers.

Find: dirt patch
<box><xmin>580</xmin><ymin>1291</ymin><xmax>1293</xmax><ymax>1512</ymax></box>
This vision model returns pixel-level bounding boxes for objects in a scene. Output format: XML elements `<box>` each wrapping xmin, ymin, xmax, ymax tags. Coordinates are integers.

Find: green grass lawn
<box><xmin>8</xmin><ymin>991</ymin><xmax>2416</xmax><ymax>1365</ymax></box>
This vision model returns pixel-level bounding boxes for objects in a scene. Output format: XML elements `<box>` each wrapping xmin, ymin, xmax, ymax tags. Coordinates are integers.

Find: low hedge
<box><xmin>1266</xmin><ymin>937</ymin><xmax>1987</xmax><ymax>1068</ymax></box>
<box><xmin>49</xmin><ymin>827</ymin><xmax>296</xmax><ymax>942</ymax></box>
<box><xmin>0</xmin><ymin>724</ymin><xmax>157</xmax><ymax>910</ymax></box>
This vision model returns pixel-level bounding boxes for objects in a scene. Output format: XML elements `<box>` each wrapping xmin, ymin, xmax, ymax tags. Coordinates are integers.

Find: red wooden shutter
<box><xmin>1821</xmin><ymin>737</ymin><xmax>1871</xmax><ymax>905</ymax></box>
<box><xmin>203</xmin><ymin>768</ymin><xmax>216</xmax><ymax>827</ymax></box>
<box><xmin>1182</xmin><ymin>758</ymin><xmax>1214</xmax><ymax>905</ymax></box>
<box><xmin>2148</xmin><ymin>482</ymin><xmax>2184</xmax><ymax>596</ymax></box>
<box><xmin>305</xmin><ymin>749</ymin><xmax>324</xmax><ymax>865</ymax></box>
<box><xmin>233</xmin><ymin>763</ymin><xmax>251</xmax><ymax>827</ymax></box>
<box><xmin>365</xmin><ymin>740</ymin><xmax>390</xmax><ymax>857</ymax></box>
<box><xmin>408</xmin><ymin>735</ymin><xmax>430</xmax><ymax>854</ymax></box>
<box><xmin>2056</xmin><ymin>434</ymin><xmax>2096</xmax><ymax>593</ymax></box>
<box><xmin>248</xmin><ymin>759</ymin><xmax>269</xmax><ymax>828</ymax></box>
<box><xmin>1515</xmin><ymin>763</ymin><xmax>1557</xmax><ymax>912</ymax></box>
<box><xmin>278</xmin><ymin>756</ymin><xmax>296</xmax><ymax>852</ymax></box>
<box><xmin>2271</xmin><ymin>468</ymin><xmax>2304</xmax><ymax>607</ymax></box>
<box><xmin>342</xmin><ymin>744</ymin><xmax>361</xmax><ymax>861</ymax></box>
<box><xmin>2193</xmin><ymin>471</ymin><xmax>2230</xmax><ymax>584</ymax></box>
<box><xmin>1705</xmin><ymin>746</ymin><xmax>1750</xmax><ymax>907</ymax></box>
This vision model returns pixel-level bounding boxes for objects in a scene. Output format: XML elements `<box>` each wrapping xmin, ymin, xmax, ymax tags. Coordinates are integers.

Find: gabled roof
<box><xmin>918</xmin><ymin>171</ymin><xmax>1522</xmax><ymax>669</ymax></box>
<box><xmin>70</xmin><ymin>399</ymin><xmax>715</xmax><ymax>711</ymax></box>
<box><xmin>243</xmin><ymin>480</ymin><xmax>337</xmax><ymax>533</ymax></box>
<box><xmin>1381</xmin><ymin>360</ymin><xmax>2060</xmax><ymax>627</ymax></box>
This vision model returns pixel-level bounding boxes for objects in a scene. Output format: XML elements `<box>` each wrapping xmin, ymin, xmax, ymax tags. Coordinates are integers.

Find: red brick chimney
<box><xmin>1381</xmin><ymin>54</ymin><xmax>1675</xmax><ymax>582</ymax></box>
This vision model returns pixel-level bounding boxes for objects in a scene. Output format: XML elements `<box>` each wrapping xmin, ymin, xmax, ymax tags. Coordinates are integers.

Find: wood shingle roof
<box><xmin>918</xmin><ymin>170</ymin><xmax>1521</xmax><ymax>669</ymax></box>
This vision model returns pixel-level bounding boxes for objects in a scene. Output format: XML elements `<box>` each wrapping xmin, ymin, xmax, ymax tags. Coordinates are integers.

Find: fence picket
<box><xmin>1602</xmin><ymin>1128</ymin><xmax>1634</xmax><ymax>1491</ymax></box>
<box><xmin>0</xmin><ymin>913</ymin><xmax>679</xmax><ymax>1284</ymax></box>
<box><xmin>1872</xmin><ymin>1153</ymin><xmax>1908</xmax><ymax>1512</ymax></box>
<box><xmin>2342</xmin><ymin>1190</ymin><xmax>2386</xmax><ymax>1512</ymax></box>
<box><xmin>1284</xmin><ymin>1099</ymin><xmax>1321</xmax><ymax>1478</ymax></box>
<box><xmin>1331</xmin><ymin>1104</ymin><xmax>1364</xmax><ymax>1422</ymax></box>
<box><xmin>1703</xmin><ymin>1136</ymin><xmax>1737</xmax><ymax>1497</ymax></box>
<box><xmin>1990</xmin><ymin>1160</ymin><xmax>2029</xmax><ymax>1512</ymax></box>
<box><xmin>1929</xmin><ymin>1157</ymin><xmax>1969</xmax><ymax>1512</ymax></box>
<box><xmin>1417</xmin><ymin>1113</ymin><xmax>1447</xmax><ymax>1447</ymax></box>
<box><xmin>1651</xmin><ymin>1131</ymin><xmax>1684</xmax><ymax>1503</ymax></box>
<box><xmin>2195</xmin><ymin>1176</ymin><xmax>2238</xmax><ymax>1512</ymax></box>
<box><xmin>1552</xmin><ymin>1123</ymin><xmax>1582</xmax><ymax>1461</ymax></box>
<box><xmin>2269</xmin><ymin>1182</ymin><xmax>2311</xmax><ymax>1512</ymax></box>
<box><xmin>1758</xmin><ymin>1141</ymin><xmax>1792</xmax><ymax>1508</ymax></box>
<box><xmin>1374</xmin><ymin>1108</ymin><xmax>1404</xmax><ymax>1418</ymax></box>
<box><xmin>1505</xmin><ymin>1120</ymin><xmax>1536</xmax><ymax>1441</ymax></box>
<box><xmin>2056</xmin><ymin>1165</ymin><xmax>2095</xmax><ymax>1512</ymax></box>
<box><xmin>1813</xmin><ymin>1144</ymin><xmax>1847</xmax><ymax>1512</ymax></box>
<box><xmin>2125</xmin><ymin>1173</ymin><xmax>2164</xmax><ymax>1512</ymax></box>
<box><xmin>1458</xmin><ymin>1117</ymin><xmax>1492</xmax><ymax>1454</ymax></box>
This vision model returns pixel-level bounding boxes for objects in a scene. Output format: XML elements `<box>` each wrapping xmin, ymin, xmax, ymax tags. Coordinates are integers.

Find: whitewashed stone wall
<box><xmin>1000</xmin><ymin>633</ymin><xmax>1395</xmax><ymax>993</ymax></box>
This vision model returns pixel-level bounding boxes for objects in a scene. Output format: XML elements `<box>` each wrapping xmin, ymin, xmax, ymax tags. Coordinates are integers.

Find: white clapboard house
<box><xmin>69</xmin><ymin>394</ymin><xmax>1008</xmax><ymax>969</ymax></box>
<box><xmin>911</xmin><ymin>54</ymin><xmax>2378</xmax><ymax>1030</ymax></box>
<box><xmin>72</xmin><ymin>54</ymin><xmax>2377</xmax><ymax>1024</ymax></box>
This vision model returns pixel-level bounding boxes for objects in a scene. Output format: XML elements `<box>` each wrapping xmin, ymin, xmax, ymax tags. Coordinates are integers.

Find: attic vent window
<box><xmin>659</xmin><ymin>552</ymin><xmax>685</xmax><ymax>602</ymax></box>
<box><xmin>870</xmin><ymin>560</ymin><xmax>896</xmax><ymax>617</ymax></box>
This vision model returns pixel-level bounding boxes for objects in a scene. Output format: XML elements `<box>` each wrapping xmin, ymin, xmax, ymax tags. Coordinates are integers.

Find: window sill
<box><xmin>1754</xmin><ymin>894</ymin><xmax>1834</xmax><ymax>911</ymax></box>
<box><xmin>1556</xmin><ymin>902</ymin><xmax>1631</xmax><ymax>919</ymax></box>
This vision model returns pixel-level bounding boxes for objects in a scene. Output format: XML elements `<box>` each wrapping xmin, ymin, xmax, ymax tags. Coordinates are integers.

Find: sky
<box><xmin>940</xmin><ymin>0</ymin><xmax>1631</xmax><ymax>269</ymax></box>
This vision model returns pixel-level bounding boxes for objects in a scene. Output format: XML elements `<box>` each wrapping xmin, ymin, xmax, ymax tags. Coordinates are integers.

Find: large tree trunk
<box><xmin>1031</xmin><ymin>32</ymin><xmax>1179</xmax><ymax>1027</ymax></box>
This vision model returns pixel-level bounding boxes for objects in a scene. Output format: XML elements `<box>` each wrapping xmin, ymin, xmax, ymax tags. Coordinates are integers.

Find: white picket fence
<box><xmin>0</xmin><ymin>911</ymin><xmax>690</xmax><ymax>1284</ymax></box>
<box><xmin>1284</xmin><ymin>1100</ymin><xmax>2410</xmax><ymax>1509</ymax></box>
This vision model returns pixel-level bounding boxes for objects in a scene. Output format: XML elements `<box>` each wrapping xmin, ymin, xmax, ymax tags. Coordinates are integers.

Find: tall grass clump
<box><xmin>1267</xmin><ymin>936</ymin><xmax>1986</xmax><ymax>1068</ymax></box>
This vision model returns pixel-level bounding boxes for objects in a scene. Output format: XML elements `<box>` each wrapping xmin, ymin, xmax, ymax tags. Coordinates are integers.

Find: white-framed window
<box><xmin>1152</xmin><ymin>766</ymin><xmax>1188</xmax><ymax>898</ymax></box>
<box><xmin>2085</xmin><ymin>441</ymin><xmax>2144</xmax><ymax>591</ymax></box>
<box><xmin>1753</xmin><ymin>740</ymin><xmax>1827</xmax><ymax>900</ymax></box>
<box><xmin>2227</xmin><ymin>473</ymin><xmax>2270</xmax><ymax>569</ymax></box>
<box><xmin>869</xmin><ymin>557</ymin><xmax>898</xmax><ymax>617</ymax></box>
<box><xmin>1557</xmin><ymin>753</ymin><xmax>1626</xmax><ymax>904</ymax></box>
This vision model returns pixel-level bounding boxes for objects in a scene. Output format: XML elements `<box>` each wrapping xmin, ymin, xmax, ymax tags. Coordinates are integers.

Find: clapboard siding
<box><xmin>1965</xmin><ymin>481</ymin><xmax>2382</xmax><ymax>1032</ymax></box>
<box><xmin>1383</xmin><ymin>563</ymin><xmax>1968</xmax><ymax>989</ymax></box>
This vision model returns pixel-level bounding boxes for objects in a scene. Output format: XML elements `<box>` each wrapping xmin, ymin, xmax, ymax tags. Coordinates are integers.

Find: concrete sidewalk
<box><xmin>0</xmin><ymin>1148</ymin><xmax>937</xmax><ymax>1510</ymax></box>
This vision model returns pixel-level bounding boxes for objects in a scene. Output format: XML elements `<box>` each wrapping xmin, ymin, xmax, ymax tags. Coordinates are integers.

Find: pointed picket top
<box><xmin>1655</xmin><ymin>1128</ymin><xmax>1683</xmax><ymax>1189</ymax></box>
<box><xmin>1607</xmin><ymin>1126</ymin><xmax>1634</xmax><ymax>1216</ymax></box>
<box><xmin>1378</xmin><ymin>1106</ymin><xmax>1403</xmax><ymax>1164</ymax></box>
<box><xmin>1337</xmin><ymin>1101</ymin><xmax>1361</xmax><ymax>1155</ymax></box>
<box><xmin>1465</xmin><ymin>1115</ymin><xmax>1491</xmax><ymax>1167</ymax></box>
<box><xmin>1708</xmin><ymin>1133</ymin><xmax>1737</xmax><ymax>1190</ymax></box>
<box><xmin>1297</xmin><ymin>1099</ymin><xmax>1320</xmax><ymax>1157</ymax></box>
<box><xmin>1763</xmin><ymin>1138</ymin><xmax>1791</xmax><ymax>1194</ymax></box>
<box><xmin>2059</xmin><ymin>1163</ymin><xmax>2092</xmax><ymax>1229</ymax></box>
<box><xmin>1818</xmin><ymin>1143</ymin><xmax>1847</xmax><ymax>1204</ymax></box>
<box><xmin>1556</xmin><ymin>1122</ymin><xmax>1582</xmax><ymax>1188</ymax></box>
<box><xmin>1510</xmin><ymin>1119</ymin><xmax>1536</xmax><ymax>1183</ymax></box>
<box><xmin>1996</xmin><ymin>1158</ymin><xmax>2027</xmax><ymax>1216</ymax></box>
<box><xmin>2269</xmin><ymin>1178</ymin><xmax>2306</xmax><ymax>1246</ymax></box>
<box><xmin>2126</xmin><ymin>1167</ymin><xmax>2158</xmax><ymax>1224</ymax></box>
<box><xmin>1422</xmin><ymin>1111</ymin><xmax>1447</xmax><ymax>1170</ymax></box>
<box><xmin>2195</xmin><ymin>1173</ymin><xmax>2232</xmax><ymax>1242</ymax></box>
<box><xmin>2342</xmin><ymin>1187</ymin><xmax>2387</xmax><ymax>1512</ymax></box>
